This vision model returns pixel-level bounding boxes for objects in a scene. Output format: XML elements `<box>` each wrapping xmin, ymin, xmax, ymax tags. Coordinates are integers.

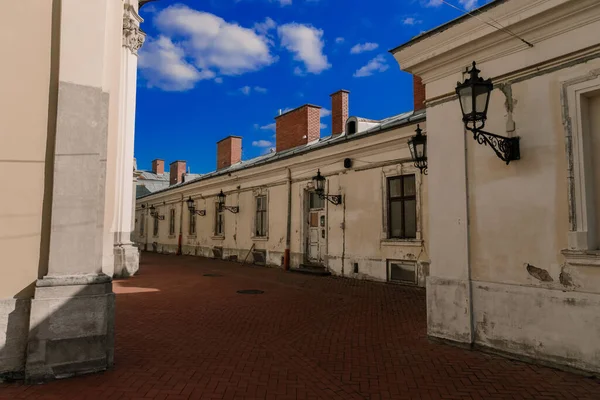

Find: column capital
<box><xmin>123</xmin><ymin>5</ymin><xmax>145</xmax><ymax>55</ymax></box>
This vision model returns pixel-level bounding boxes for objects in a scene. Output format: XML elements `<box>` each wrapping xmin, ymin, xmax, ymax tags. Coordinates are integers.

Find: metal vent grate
<box><xmin>252</xmin><ymin>250</ymin><xmax>266</xmax><ymax>265</ymax></box>
<box><xmin>212</xmin><ymin>247</ymin><xmax>223</xmax><ymax>259</ymax></box>
<box><xmin>237</xmin><ymin>289</ymin><xmax>264</xmax><ymax>295</ymax></box>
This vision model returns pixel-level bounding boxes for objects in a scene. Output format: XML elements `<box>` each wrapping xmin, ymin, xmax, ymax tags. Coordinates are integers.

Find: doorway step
<box><xmin>290</xmin><ymin>264</ymin><xmax>331</xmax><ymax>276</ymax></box>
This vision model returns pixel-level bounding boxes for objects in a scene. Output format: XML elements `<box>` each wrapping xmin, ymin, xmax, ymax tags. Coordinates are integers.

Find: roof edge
<box><xmin>388</xmin><ymin>0</ymin><xmax>507</xmax><ymax>55</ymax></box>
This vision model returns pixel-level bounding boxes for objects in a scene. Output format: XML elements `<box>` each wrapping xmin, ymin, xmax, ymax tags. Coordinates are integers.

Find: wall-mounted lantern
<box><xmin>149</xmin><ymin>204</ymin><xmax>165</xmax><ymax>220</ymax></box>
<box><xmin>312</xmin><ymin>170</ymin><xmax>342</xmax><ymax>205</ymax></box>
<box><xmin>408</xmin><ymin>124</ymin><xmax>427</xmax><ymax>175</ymax></box>
<box><xmin>217</xmin><ymin>190</ymin><xmax>239</xmax><ymax>213</ymax></box>
<box><xmin>186</xmin><ymin>196</ymin><xmax>206</xmax><ymax>216</ymax></box>
<box><xmin>456</xmin><ymin>61</ymin><xmax>520</xmax><ymax>164</ymax></box>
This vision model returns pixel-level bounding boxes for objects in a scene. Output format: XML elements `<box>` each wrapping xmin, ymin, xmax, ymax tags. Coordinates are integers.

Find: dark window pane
<box><xmin>389</xmin><ymin>178</ymin><xmax>402</xmax><ymax>197</ymax></box>
<box><xmin>403</xmin><ymin>175</ymin><xmax>416</xmax><ymax>196</ymax></box>
<box><xmin>404</xmin><ymin>199</ymin><xmax>417</xmax><ymax>238</ymax></box>
<box><xmin>389</xmin><ymin>200</ymin><xmax>403</xmax><ymax>238</ymax></box>
<box><xmin>390</xmin><ymin>262</ymin><xmax>416</xmax><ymax>284</ymax></box>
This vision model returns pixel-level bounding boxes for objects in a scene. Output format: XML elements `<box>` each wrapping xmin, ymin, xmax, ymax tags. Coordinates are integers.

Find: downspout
<box><xmin>284</xmin><ymin>168</ymin><xmax>292</xmax><ymax>270</ymax></box>
<box><xmin>177</xmin><ymin>193</ymin><xmax>183</xmax><ymax>255</ymax></box>
<box><xmin>463</xmin><ymin>128</ymin><xmax>475</xmax><ymax>344</ymax></box>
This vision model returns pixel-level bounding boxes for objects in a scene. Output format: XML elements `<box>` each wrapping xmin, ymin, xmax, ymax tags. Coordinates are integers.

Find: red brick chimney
<box><xmin>330</xmin><ymin>90</ymin><xmax>349</xmax><ymax>136</ymax></box>
<box><xmin>413</xmin><ymin>75</ymin><xmax>426</xmax><ymax>111</ymax></box>
<box><xmin>169</xmin><ymin>160</ymin><xmax>186</xmax><ymax>185</ymax></box>
<box><xmin>275</xmin><ymin>105</ymin><xmax>321</xmax><ymax>152</ymax></box>
<box><xmin>216</xmin><ymin>136</ymin><xmax>242</xmax><ymax>170</ymax></box>
<box><xmin>152</xmin><ymin>159</ymin><xmax>164</xmax><ymax>175</ymax></box>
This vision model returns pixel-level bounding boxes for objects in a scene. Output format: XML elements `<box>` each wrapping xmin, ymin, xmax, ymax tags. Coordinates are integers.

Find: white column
<box><xmin>113</xmin><ymin>1</ymin><xmax>144</xmax><ymax>278</ymax></box>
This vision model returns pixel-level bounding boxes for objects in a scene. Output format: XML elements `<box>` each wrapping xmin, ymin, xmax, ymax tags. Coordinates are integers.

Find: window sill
<box><xmin>168</xmin><ymin>235</ymin><xmax>176</xmax><ymax>239</ymax></box>
<box><xmin>381</xmin><ymin>238</ymin><xmax>423</xmax><ymax>247</ymax></box>
<box><xmin>188</xmin><ymin>235</ymin><xmax>197</xmax><ymax>239</ymax></box>
<box><xmin>211</xmin><ymin>235</ymin><xmax>225</xmax><ymax>241</ymax></box>
<box><xmin>562</xmin><ymin>249</ymin><xmax>600</xmax><ymax>268</ymax></box>
<box><xmin>252</xmin><ymin>236</ymin><xmax>269</xmax><ymax>241</ymax></box>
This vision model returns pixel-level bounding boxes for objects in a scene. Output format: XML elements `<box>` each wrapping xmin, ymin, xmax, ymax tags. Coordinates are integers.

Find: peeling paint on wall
<box><xmin>526</xmin><ymin>263</ymin><xmax>553</xmax><ymax>282</ymax></box>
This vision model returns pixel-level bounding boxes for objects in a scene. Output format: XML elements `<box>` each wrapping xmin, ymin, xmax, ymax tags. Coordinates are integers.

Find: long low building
<box><xmin>134</xmin><ymin>88</ymin><xmax>429</xmax><ymax>286</ymax></box>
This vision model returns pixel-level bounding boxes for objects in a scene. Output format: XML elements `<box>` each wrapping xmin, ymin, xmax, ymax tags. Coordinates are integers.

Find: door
<box><xmin>307</xmin><ymin>191</ymin><xmax>326</xmax><ymax>264</ymax></box>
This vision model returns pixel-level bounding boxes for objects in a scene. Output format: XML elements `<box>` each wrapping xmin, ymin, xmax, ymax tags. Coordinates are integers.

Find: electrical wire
<box><xmin>439</xmin><ymin>0</ymin><xmax>534</xmax><ymax>48</ymax></box>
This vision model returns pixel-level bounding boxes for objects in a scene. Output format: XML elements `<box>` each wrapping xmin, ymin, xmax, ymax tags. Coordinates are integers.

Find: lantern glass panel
<box><xmin>474</xmin><ymin>84</ymin><xmax>490</xmax><ymax>114</ymax></box>
<box><xmin>186</xmin><ymin>197</ymin><xmax>194</xmax><ymax>211</ymax></box>
<box><xmin>459</xmin><ymin>86</ymin><xmax>473</xmax><ymax>116</ymax></box>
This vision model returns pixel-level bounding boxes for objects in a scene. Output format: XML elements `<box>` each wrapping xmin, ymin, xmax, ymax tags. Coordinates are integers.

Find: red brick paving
<box><xmin>2</xmin><ymin>252</ymin><xmax>599</xmax><ymax>399</ymax></box>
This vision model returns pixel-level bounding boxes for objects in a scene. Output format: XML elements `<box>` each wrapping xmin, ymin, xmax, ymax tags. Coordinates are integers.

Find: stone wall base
<box><xmin>114</xmin><ymin>243</ymin><xmax>139</xmax><ymax>278</ymax></box>
<box><xmin>25</xmin><ymin>274</ymin><xmax>114</xmax><ymax>383</ymax></box>
<box><xmin>0</xmin><ymin>298</ymin><xmax>31</xmax><ymax>379</ymax></box>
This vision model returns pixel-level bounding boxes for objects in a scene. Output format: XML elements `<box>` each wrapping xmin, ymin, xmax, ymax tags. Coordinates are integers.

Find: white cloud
<box><xmin>260</xmin><ymin>123</ymin><xmax>276</xmax><ymax>131</ymax></box>
<box><xmin>253</xmin><ymin>17</ymin><xmax>277</xmax><ymax>36</ymax></box>
<box><xmin>425</xmin><ymin>0</ymin><xmax>479</xmax><ymax>10</ymax></box>
<box><xmin>320</xmin><ymin>108</ymin><xmax>331</xmax><ymax>117</ymax></box>
<box><xmin>320</xmin><ymin>123</ymin><xmax>327</xmax><ymax>130</ymax></box>
<box><xmin>237</xmin><ymin>86</ymin><xmax>267</xmax><ymax>95</ymax></box>
<box><xmin>214</xmin><ymin>77</ymin><xmax>223</xmax><ymax>83</ymax></box>
<box><xmin>335</xmin><ymin>37</ymin><xmax>344</xmax><ymax>44</ymax></box>
<box><xmin>278</xmin><ymin>23</ymin><xmax>331</xmax><ymax>74</ymax></box>
<box><xmin>402</xmin><ymin>17</ymin><xmax>422</xmax><ymax>25</ymax></box>
<box><xmin>139</xmin><ymin>4</ymin><xmax>277</xmax><ymax>91</ymax></box>
<box><xmin>138</xmin><ymin>36</ymin><xmax>214</xmax><ymax>91</ymax></box>
<box><xmin>278</xmin><ymin>0</ymin><xmax>292</xmax><ymax>5</ymax></box>
<box><xmin>252</xmin><ymin>140</ymin><xmax>274</xmax><ymax>147</ymax></box>
<box><xmin>353</xmin><ymin>54</ymin><xmax>389</xmax><ymax>77</ymax></box>
<box><xmin>254</xmin><ymin>86</ymin><xmax>268</xmax><ymax>93</ymax></box>
<box><xmin>350</xmin><ymin>42</ymin><xmax>379</xmax><ymax>54</ymax></box>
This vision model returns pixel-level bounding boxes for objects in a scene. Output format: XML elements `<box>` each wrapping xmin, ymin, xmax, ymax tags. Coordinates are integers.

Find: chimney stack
<box><xmin>330</xmin><ymin>90</ymin><xmax>349</xmax><ymax>136</ymax></box>
<box><xmin>169</xmin><ymin>160</ymin><xmax>186</xmax><ymax>185</ymax></box>
<box><xmin>275</xmin><ymin>105</ymin><xmax>321</xmax><ymax>152</ymax></box>
<box><xmin>216</xmin><ymin>136</ymin><xmax>242</xmax><ymax>170</ymax></box>
<box><xmin>152</xmin><ymin>159</ymin><xmax>164</xmax><ymax>175</ymax></box>
<box><xmin>413</xmin><ymin>75</ymin><xmax>426</xmax><ymax>111</ymax></box>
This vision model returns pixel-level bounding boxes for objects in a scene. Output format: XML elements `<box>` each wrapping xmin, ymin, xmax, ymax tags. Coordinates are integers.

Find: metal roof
<box><xmin>137</xmin><ymin>109</ymin><xmax>425</xmax><ymax>200</ymax></box>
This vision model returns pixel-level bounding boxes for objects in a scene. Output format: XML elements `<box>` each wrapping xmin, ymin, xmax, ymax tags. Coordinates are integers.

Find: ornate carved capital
<box><xmin>123</xmin><ymin>7</ymin><xmax>145</xmax><ymax>55</ymax></box>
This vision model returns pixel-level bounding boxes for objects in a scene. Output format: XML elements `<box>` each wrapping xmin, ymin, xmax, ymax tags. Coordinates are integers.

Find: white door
<box><xmin>307</xmin><ymin>192</ymin><xmax>326</xmax><ymax>264</ymax></box>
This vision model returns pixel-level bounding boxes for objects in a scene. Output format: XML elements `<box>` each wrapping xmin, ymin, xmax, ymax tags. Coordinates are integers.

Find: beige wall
<box><xmin>134</xmin><ymin>121</ymin><xmax>429</xmax><ymax>285</ymax></box>
<box><xmin>0</xmin><ymin>1</ymin><xmax>54</xmax><ymax>299</ymax></box>
<box><xmin>393</xmin><ymin>0</ymin><xmax>600</xmax><ymax>373</ymax></box>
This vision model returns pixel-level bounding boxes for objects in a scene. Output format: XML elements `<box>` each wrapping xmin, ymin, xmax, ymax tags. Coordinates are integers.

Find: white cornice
<box><xmin>393</xmin><ymin>0</ymin><xmax>600</xmax><ymax>83</ymax></box>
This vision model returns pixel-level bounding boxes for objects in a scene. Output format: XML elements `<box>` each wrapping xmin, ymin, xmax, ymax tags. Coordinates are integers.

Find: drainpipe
<box><xmin>177</xmin><ymin>193</ymin><xmax>183</xmax><ymax>255</ymax></box>
<box><xmin>284</xmin><ymin>168</ymin><xmax>292</xmax><ymax>270</ymax></box>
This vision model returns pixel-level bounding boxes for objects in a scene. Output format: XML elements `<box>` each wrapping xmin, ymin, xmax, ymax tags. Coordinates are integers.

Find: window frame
<box><xmin>153</xmin><ymin>214</ymin><xmax>159</xmax><ymax>237</ymax></box>
<box><xmin>140</xmin><ymin>212</ymin><xmax>145</xmax><ymax>237</ymax></box>
<box><xmin>386</xmin><ymin>174</ymin><xmax>417</xmax><ymax>240</ymax></box>
<box><xmin>169</xmin><ymin>208</ymin><xmax>176</xmax><ymax>236</ymax></box>
<box><xmin>214</xmin><ymin>202</ymin><xmax>224</xmax><ymax>237</ymax></box>
<box><xmin>255</xmin><ymin>195</ymin><xmax>268</xmax><ymax>237</ymax></box>
<box><xmin>189</xmin><ymin>207</ymin><xmax>196</xmax><ymax>236</ymax></box>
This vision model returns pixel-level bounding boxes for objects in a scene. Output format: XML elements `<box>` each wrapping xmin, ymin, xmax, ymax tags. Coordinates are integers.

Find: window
<box><xmin>169</xmin><ymin>209</ymin><xmax>176</xmax><ymax>236</ymax></box>
<box><xmin>388</xmin><ymin>175</ymin><xmax>417</xmax><ymax>239</ymax></box>
<box><xmin>309</xmin><ymin>191</ymin><xmax>324</xmax><ymax>209</ymax></box>
<box><xmin>140</xmin><ymin>214</ymin><xmax>145</xmax><ymax>236</ymax></box>
<box><xmin>189</xmin><ymin>208</ymin><xmax>196</xmax><ymax>235</ymax></box>
<box><xmin>153</xmin><ymin>216</ymin><xmax>159</xmax><ymax>237</ymax></box>
<box><xmin>215</xmin><ymin>203</ymin><xmax>224</xmax><ymax>236</ymax></box>
<box><xmin>255</xmin><ymin>195</ymin><xmax>267</xmax><ymax>237</ymax></box>
<box><xmin>388</xmin><ymin>260</ymin><xmax>417</xmax><ymax>285</ymax></box>
<box><xmin>347</xmin><ymin>120</ymin><xmax>357</xmax><ymax>135</ymax></box>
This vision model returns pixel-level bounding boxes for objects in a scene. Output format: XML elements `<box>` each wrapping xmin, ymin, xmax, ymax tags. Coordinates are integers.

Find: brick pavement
<box><xmin>1</xmin><ymin>252</ymin><xmax>599</xmax><ymax>400</ymax></box>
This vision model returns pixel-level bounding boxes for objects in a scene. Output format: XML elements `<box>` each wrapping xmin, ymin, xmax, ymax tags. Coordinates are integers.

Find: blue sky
<box><xmin>134</xmin><ymin>0</ymin><xmax>490</xmax><ymax>174</ymax></box>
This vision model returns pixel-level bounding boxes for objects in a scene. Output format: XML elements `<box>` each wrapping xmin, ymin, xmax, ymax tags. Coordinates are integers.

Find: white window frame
<box><xmin>214</xmin><ymin>202</ymin><xmax>225</xmax><ymax>237</ymax></box>
<box><xmin>381</xmin><ymin>163</ymin><xmax>423</xmax><ymax>243</ymax></box>
<box><xmin>168</xmin><ymin>208</ymin><xmax>176</xmax><ymax>237</ymax></box>
<box><xmin>561</xmin><ymin>69</ymin><xmax>600</xmax><ymax>267</ymax></box>
<box><xmin>254</xmin><ymin>193</ymin><xmax>268</xmax><ymax>239</ymax></box>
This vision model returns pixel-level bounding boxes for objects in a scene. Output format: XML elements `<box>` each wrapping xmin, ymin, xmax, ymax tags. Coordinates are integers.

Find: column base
<box><xmin>114</xmin><ymin>243</ymin><xmax>139</xmax><ymax>278</ymax></box>
<box><xmin>25</xmin><ymin>274</ymin><xmax>114</xmax><ymax>383</ymax></box>
<box><xmin>0</xmin><ymin>298</ymin><xmax>31</xmax><ymax>379</ymax></box>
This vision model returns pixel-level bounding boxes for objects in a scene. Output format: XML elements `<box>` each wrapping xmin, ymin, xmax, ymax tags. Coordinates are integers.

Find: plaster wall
<box><xmin>134</xmin><ymin>122</ymin><xmax>429</xmax><ymax>285</ymax></box>
<box><xmin>392</xmin><ymin>0</ymin><xmax>600</xmax><ymax>372</ymax></box>
<box><xmin>0</xmin><ymin>1</ymin><xmax>54</xmax><ymax>374</ymax></box>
